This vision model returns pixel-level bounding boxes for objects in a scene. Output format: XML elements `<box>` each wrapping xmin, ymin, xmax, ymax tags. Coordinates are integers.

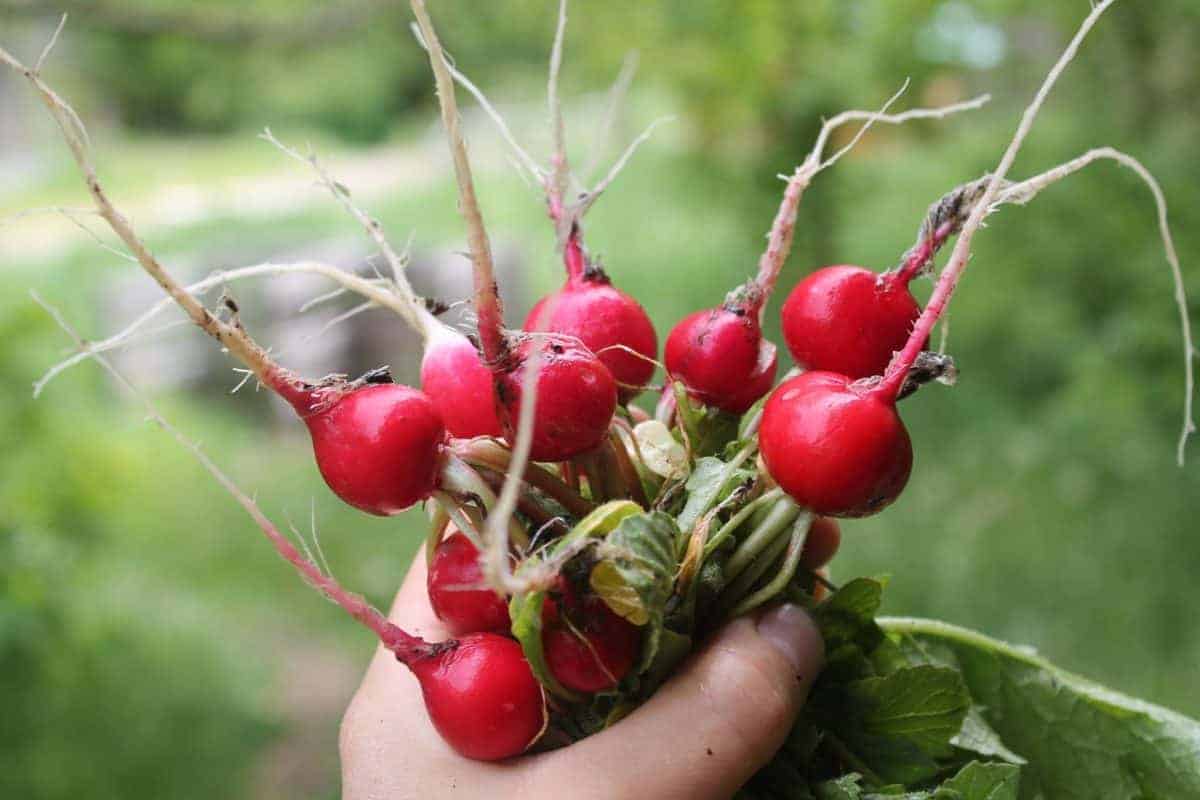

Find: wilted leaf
<box><xmin>634</xmin><ymin>420</ymin><xmax>689</xmax><ymax>480</ymax></box>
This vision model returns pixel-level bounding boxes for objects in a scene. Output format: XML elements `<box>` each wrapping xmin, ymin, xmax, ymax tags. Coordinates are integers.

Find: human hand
<box><xmin>340</xmin><ymin>523</ymin><xmax>836</xmax><ymax>800</ymax></box>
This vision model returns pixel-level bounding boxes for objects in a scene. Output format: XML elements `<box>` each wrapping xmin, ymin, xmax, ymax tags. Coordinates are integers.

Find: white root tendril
<box><xmin>752</xmin><ymin>85</ymin><xmax>991</xmax><ymax>312</ymax></box>
<box><xmin>582</xmin><ymin>51</ymin><xmax>639</xmax><ymax>182</ymax></box>
<box><xmin>259</xmin><ymin>128</ymin><xmax>439</xmax><ymax>340</ymax></box>
<box><xmin>547</xmin><ymin>0</ymin><xmax>570</xmax><ymax>212</ymax></box>
<box><xmin>574</xmin><ymin>116</ymin><xmax>674</xmax><ymax>219</ymax></box>
<box><xmin>481</xmin><ymin>350</ymin><xmax>552</xmax><ymax>595</ymax></box>
<box><xmin>31</xmin><ymin>290</ymin><xmax>400</xmax><ymax>644</ymax></box>
<box><xmin>998</xmin><ymin>147</ymin><xmax>1195</xmax><ymax>464</ymax></box>
<box><xmin>32</xmin><ymin>260</ymin><xmax>424</xmax><ymax>398</ymax></box>
<box><xmin>879</xmin><ymin>0</ymin><xmax>1119</xmax><ymax>400</ymax></box>
<box><xmin>411</xmin><ymin>0</ymin><xmax>667</xmax><ymax>238</ymax></box>
<box><xmin>2</xmin><ymin>35</ymin><xmax>284</xmax><ymax>387</ymax></box>
<box><xmin>408</xmin><ymin>21</ymin><xmax>544</xmax><ymax>182</ymax></box>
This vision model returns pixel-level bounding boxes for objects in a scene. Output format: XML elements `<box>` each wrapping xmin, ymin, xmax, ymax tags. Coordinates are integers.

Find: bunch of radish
<box><xmin>10</xmin><ymin>0</ymin><xmax>1194</xmax><ymax>779</ymax></box>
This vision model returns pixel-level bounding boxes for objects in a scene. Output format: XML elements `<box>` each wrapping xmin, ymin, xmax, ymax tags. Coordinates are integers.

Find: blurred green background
<box><xmin>1</xmin><ymin>1</ymin><xmax>1197</xmax><ymax>797</ymax></box>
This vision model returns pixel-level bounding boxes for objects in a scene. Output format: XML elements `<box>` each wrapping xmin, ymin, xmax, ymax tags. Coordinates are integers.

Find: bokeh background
<box><xmin>2</xmin><ymin>1</ymin><xmax>1197</xmax><ymax>797</ymax></box>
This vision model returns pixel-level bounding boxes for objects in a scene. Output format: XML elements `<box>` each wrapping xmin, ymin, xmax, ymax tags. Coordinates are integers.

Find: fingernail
<box><xmin>756</xmin><ymin>603</ymin><xmax>824</xmax><ymax>675</ymax></box>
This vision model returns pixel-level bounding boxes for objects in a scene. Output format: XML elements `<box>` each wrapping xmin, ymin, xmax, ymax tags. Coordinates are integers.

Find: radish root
<box><xmin>879</xmin><ymin>0</ymin><xmax>1119</xmax><ymax>401</ymax></box>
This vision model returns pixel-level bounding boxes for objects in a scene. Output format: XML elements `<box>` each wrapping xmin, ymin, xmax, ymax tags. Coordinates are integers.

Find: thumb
<box><xmin>538</xmin><ymin>604</ymin><xmax>824</xmax><ymax>800</ymax></box>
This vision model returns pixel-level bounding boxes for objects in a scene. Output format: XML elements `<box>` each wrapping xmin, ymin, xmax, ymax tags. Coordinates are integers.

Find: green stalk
<box><xmin>703</xmin><ymin>487</ymin><xmax>783</xmax><ymax>558</ymax></box>
<box><xmin>431</xmin><ymin>490</ymin><xmax>485</xmax><ymax>549</ymax></box>
<box><xmin>438</xmin><ymin>455</ymin><xmax>530</xmax><ymax>548</ymax></box>
<box><xmin>727</xmin><ymin>511</ymin><xmax>813</xmax><ymax>617</ymax></box>
<box><xmin>717</xmin><ymin>528</ymin><xmax>791</xmax><ymax>616</ymax></box>
<box><xmin>722</xmin><ymin>498</ymin><xmax>802</xmax><ymax>582</ymax></box>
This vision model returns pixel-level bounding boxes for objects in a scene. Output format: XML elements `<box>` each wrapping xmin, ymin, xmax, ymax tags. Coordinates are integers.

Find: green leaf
<box><xmin>951</xmin><ymin>708</ymin><xmax>1026</xmax><ymax>766</ymax></box>
<box><xmin>815</xmin><ymin>763</ymin><xmax>1018</xmax><ymax>800</ymax></box>
<box><xmin>937</xmin><ymin>761</ymin><xmax>1020</xmax><ymax>800</ymax></box>
<box><xmin>814</xmin><ymin>665</ymin><xmax>971</xmax><ymax>785</ymax></box>
<box><xmin>812</xmin><ymin>578</ymin><xmax>890</xmax><ymax>683</ymax></box>
<box><xmin>892</xmin><ymin>631</ymin><xmax>1025</xmax><ymax>765</ymax></box>
<box><xmin>881</xmin><ymin>618</ymin><xmax>1200</xmax><ymax>800</ymax></box>
<box><xmin>590</xmin><ymin>511</ymin><xmax>677</xmax><ymax>626</ymax></box>
<box><xmin>815</xmin><ymin>774</ymin><xmax>864</xmax><ymax>799</ymax></box>
<box><xmin>815</xmin><ymin>578</ymin><xmax>884</xmax><ymax>642</ymax></box>
<box><xmin>572</xmin><ymin>500</ymin><xmax>644</xmax><ymax>540</ymax></box>
<box><xmin>676</xmin><ymin>455</ymin><xmax>752</xmax><ymax>535</ymax></box>
<box><xmin>509</xmin><ymin>591</ymin><xmax>578</xmax><ymax>702</ymax></box>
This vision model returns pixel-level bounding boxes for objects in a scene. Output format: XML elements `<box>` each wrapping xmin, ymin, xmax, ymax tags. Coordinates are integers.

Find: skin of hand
<box><xmin>340</xmin><ymin>536</ymin><xmax>831</xmax><ymax>800</ymax></box>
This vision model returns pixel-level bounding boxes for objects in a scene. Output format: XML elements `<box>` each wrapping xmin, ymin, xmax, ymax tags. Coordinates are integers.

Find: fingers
<box><xmin>385</xmin><ymin>545</ymin><xmax>453</xmax><ymax>641</ymax></box>
<box><xmin>536</xmin><ymin>603</ymin><xmax>824</xmax><ymax>800</ymax></box>
<box><xmin>340</xmin><ymin>547</ymin><xmax>462</xmax><ymax>799</ymax></box>
<box><xmin>800</xmin><ymin>517</ymin><xmax>841</xmax><ymax>571</ymax></box>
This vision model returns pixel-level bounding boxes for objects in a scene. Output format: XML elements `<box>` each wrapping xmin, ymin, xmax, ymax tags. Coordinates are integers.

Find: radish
<box><xmin>408</xmin><ymin>632</ymin><xmax>547</xmax><ymax>760</ymax></box>
<box><xmin>495</xmin><ymin>335</ymin><xmax>619</xmax><ymax>462</ymax></box>
<box><xmin>414</xmin><ymin>2</ymin><xmax>618</xmax><ymax>463</ymax></box>
<box><xmin>274</xmin><ymin>373</ymin><xmax>446</xmax><ymax>516</ymax></box>
<box><xmin>780</xmin><ymin>179</ymin><xmax>990</xmax><ymax>378</ymax></box>
<box><xmin>664</xmin><ymin>289</ymin><xmax>778</xmax><ymax>414</ymax></box>
<box><xmin>762</xmin><ymin>3</ymin><xmax>1128</xmax><ymax>516</ymax></box>
<box><xmin>418</xmin><ymin>2</ymin><xmax>662</xmax><ymax>406</ymax></box>
<box><xmin>525</xmin><ymin>228</ymin><xmax>657</xmax><ymax>403</ymax></box>
<box><xmin>781</xmin><ymin>266</ymin><xmax>922</xmax><ymax>380</ymax></box>
<box><xmin>543</xmin><ymin>592</ymin><xmax>640</xmax><ymax>693</ymax></box>
<box><xmin>759</xmin><ymin>371</ymin><xmax>912</xmax><ymax>517</ymax></box>
<box><xmin>427</xmin><ymin>532</ymin><xmax>511</xmax><ymax>635</ymax></box>
<box><xmin>294</xmin><ymin>540</ymin><xmax>544</xmax><ymax>762</ymax></box>
<box><xmin>419</xmin><ymin>326</ymin><xmax>503</xmax><ymax>439</ymax></box>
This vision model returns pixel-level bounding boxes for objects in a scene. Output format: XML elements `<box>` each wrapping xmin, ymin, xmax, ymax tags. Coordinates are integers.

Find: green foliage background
<box><xmin>0</xmin><ymin>1</ymin><xmax>1197</xmax><ymax>797</ymax></box>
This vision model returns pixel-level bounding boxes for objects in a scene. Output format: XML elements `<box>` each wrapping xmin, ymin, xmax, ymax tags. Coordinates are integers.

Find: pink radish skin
<box><xmin>543</xmin><ymin>594</ymin><xmax>640</xmax><ymax>693</ymax></box>
<box><xmin>525</xmin><ymin>233</ymin><xmax>658</xmax><ymax>403</ymax></box>
<box><xmin>427</xmin><ymin>532</ymin><xmax>512</xmax><ymax>635</ymax></box>
<box><xmin>497</xmin><ymin>335</ymin><xmax>619</xmax><ymax>463</ymax></box>
<box><xmin>664</xmin><ymin>305</ymin><xmax>778</xmax><ymax>415</ymax></box>
<box><xmin>278</xmin><ymin>380</ymin><xmax>445</xmax><ymax>516</ymax></box>
<box><xmin>420</xmin><ymin>326</ymin><xmax>504</xmax><ymax>439</ymax></box>
<box><xmin>407</xmin><ymin>633</ymin><xmax>546</xmax><ymax>761</ymax></box>
<box><xmin>781</xmin><ymin>266</ymin><xmax>922</xmax><ymax>380</ymax></box>
<box><xmin>759</xmin><ymin>371</ymin><xmax>912</xmax><ymax>517</ymax></box>
<box><xmin>525</xmin><ymin>280</ymin><xmax>657</xmax><ymax>404</ymax></box>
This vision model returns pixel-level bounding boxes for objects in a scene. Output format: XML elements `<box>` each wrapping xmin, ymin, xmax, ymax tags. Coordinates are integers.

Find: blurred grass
<box><xmin>2</xmin><ymin>1</ymin><xmax>1198</xmax><ymax>797</ymax></box>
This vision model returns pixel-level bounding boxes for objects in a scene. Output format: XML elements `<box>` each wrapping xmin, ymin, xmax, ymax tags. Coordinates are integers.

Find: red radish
<box><xmin>763</xmin><ymin>3</ymin><xmax>1126</xmax><ymax>518</ymax></box>
<box><xmin>543</xmin><ymin>594</ymin><xmax>640</xmax><ymax>693</ymax></box>
<box><xmin>496</xmin><ymin>335</ymin><xmax>618</xmax><ymax>462</ymax></box>
<box><xmin>416</xmin><ymin>10</ymin><xmax>619</xmax><ymax>463</ymax></box>
<box><xmin>759</xmin><ymin>371</ymin><xmax>912</xmax><ymax>517</ymax></box>
<box><xmin>779</xmin><ymin>180</ymin><xmax>991</xmax><ymax>379</ymax></box>
<box><xmin>420</xmin><ymin>326</ymin><xmax>504</xmax><ymax>439</ymax></box>
<box><xmin>408</xmin><ymin>632</ymin><xmax>546</xmax><ymax>760</ymax></box>
<box><xmin>276</xmin><ymin>376</ymin><xmax>445</xmax><ymax>516</ymax></box>
<box><xmin>525</xmin><ymin>230</ymin><xmax>657</xmax><ymax>403</ymax></box>
<box><xmin>428</xmin><ymin>532</ymin><xmax>511</xmax><ymax>635</ymax></box>
<box><xmin>781</xmin><ymin>266</ymin><xmax>921</xmax><ymax>379</ymax></box>
<box><xmin>664</xmin><ymin>291</ymin><xmax>778</xmax><ymax>414</ymax></box>
<box><xmin>800</xmin><ymin>517</ymin><xmax>842</xmax><ymax>571</ymax></box>
<box><xmin>170</xmin><ymin>406</ymin><xmax>546</xmax><ymax>761</ymax></box>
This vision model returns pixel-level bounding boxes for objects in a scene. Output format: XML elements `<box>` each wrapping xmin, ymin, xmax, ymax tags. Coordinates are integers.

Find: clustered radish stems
<box><xmin>9</xmin><ymin>0</ymin><xmax>1195</xmax><ymax>780</ymax></box>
